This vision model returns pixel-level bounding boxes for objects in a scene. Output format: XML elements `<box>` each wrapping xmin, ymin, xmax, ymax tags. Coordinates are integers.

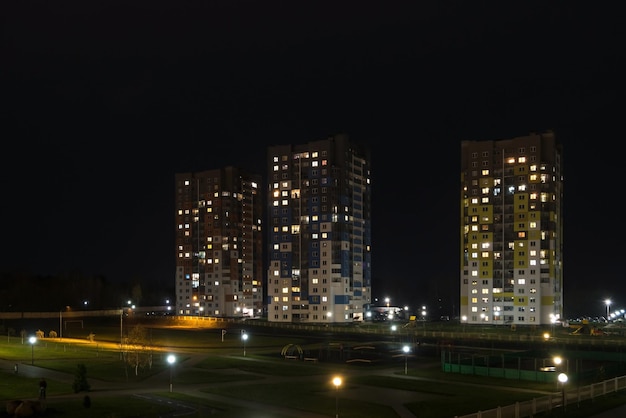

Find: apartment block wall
<box><xmin>460</xmin><ymin>131</ymin><xmax>563</xmax><ymax>326</ymax></box>
<box><xmin>174</xmin><ymin>166</ymin><xmax>263</xmax><ymax>317</ymax></box>
<box><xmin>266</xmin><ymin>134</ymin><xmax>372</xmax><ymax>323</ymax></box>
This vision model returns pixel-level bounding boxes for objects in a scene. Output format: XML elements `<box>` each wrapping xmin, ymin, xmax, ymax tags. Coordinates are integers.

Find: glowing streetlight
<box><xmin>605</xmin><ymin>299</ymin><xmax>611</xmax><ymax>321</ymax></box>
<box><xmin>553</xmin><ymin>356</ymin><xmax>562</xmax><ymax>389</ymax></box>
<box><xmin>29</xmin><ymin>336</ymin><xmax>36</xmax><ymax>365</ymax></box>
<box><xmin>167</xmin><ymin>354</ymin><xmax>176</xmax><ymax>392</ymax></box>
<box><xmin>242</xmin><ymin>332</ymin><xmax>248</xmax><ymax>357</ymax></box>
<box><xmin>332</xmin><ymin>376</ymin><xmax>342</xmax><ymax>418</ymax></box>
<box><xmin>119</xmin><ymin>307</ymin><xmax>125</xmax><ymax>360</ymax></box>
<box><xmin>403</xmin><ymin>345</ymin><xmax>410</xmax><ymax>375</ymax></box>
<box><xmin>385</xmin><ymin>297</ymin><xmax>390</xmax><ymax>307</ymax></box>
<box><xmin>558</xmin><ymin>372</ymin><xmax>568</xmax><ymax>411</ymax></box>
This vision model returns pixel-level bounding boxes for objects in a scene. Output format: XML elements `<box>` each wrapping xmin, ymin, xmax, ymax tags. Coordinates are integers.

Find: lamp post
<box><xmin>332</xmin><ymin>376</ymin><xmax>342</xmax><ymax>418</ymax></box>
<box><xmin>553</xmin><ymin>356</ymin><xmax>562</xmax><ymax>389</ymax></box>
<box><xmin>167</xmin><ymin>354</ymin><xmax>176</xmax><ymax>392</ymax></box>
<box><xmin>558</xmin><ymin>372</ymin><xmax>568</xmax><ymax>412</ymax></box>
<box><xmin>119</xmin><ymin>307</ymin><xmax>124</xmax><ymax>360</ymax></box>
<box><xmin>29</xmin><ymin>336</ymin><xmax>36</xmax><ymax>365</ymax></box>
<box><xmin>242</xmin><ymin>332</ymin><xmax>248</xmax><ymax>357</ymax></box>
<box><xmin>461</xmin><ymin>315</ymin><xmax>467</xmax><ymax>333</ymax></box>
<box><xmin>403</xmin><ymin>345</ymin><xmax>410</xmax><ymax>375</ymax></box>
<box><xmin>605</xmin><ymin>299</ymin><xmax>611</xmax><ymax>321</ymax></box>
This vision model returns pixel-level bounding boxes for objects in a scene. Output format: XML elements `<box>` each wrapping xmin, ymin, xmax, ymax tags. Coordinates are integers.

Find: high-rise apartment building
<box><xmin>174</xmin><ymin>167</ymin><xmax>263</xmax><ymax>317</ymax></box>
<box><xmin>460</xmin><ymin>131</ymin><xmax>563</xmax><ymax>326</ymax></box>
<box><xmin>267</xmin><ymin>134</ymin><xmax>372</xmax><ymax>323</ymax></box>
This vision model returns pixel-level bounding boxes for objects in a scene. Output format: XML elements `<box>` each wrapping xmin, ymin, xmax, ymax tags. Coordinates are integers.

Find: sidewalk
<box><xmin>589</xmin><ymin>404</ymin><xmax>626</xmax><ymax>418</ymax></box>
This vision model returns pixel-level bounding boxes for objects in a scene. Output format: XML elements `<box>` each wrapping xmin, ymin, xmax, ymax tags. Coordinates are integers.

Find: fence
<box><xmin>455</xmin><ymin>375</ymin><xmax>626</xmax><ymax>418</ymax></box>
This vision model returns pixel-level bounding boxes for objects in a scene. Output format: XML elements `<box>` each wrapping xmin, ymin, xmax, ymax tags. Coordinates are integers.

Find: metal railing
<box><xmin>455</xmin><ymin>375</ymin><xmax>626</xmax><ymax>418</ymax></box>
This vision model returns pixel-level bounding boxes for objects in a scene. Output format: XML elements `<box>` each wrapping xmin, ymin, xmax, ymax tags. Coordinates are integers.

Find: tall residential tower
<box><xmin>267</xmin><ymin>134</ymin><xmax>372</xmax><ymax>323</ymax></box>
<box><xmin>460</xmin><ymin>131</ymin><xmax>563</xmax><ymax>326</ymax></box>
<box><xmin>174</xmin><ymin>167</ymin><xmax>263</xmax><ymax>317</ymax></box>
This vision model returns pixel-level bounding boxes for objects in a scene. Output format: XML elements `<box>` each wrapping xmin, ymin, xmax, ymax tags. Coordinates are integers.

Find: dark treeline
<box><xmin>0</xmin><ymin>270</ymin><xmax>174</xmax><ymax>312</ymax></box>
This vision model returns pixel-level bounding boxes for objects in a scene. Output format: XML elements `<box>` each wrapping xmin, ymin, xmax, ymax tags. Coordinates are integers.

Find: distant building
<box><xmin>266</xmin><ymin>134</ymin><xmax>372</xmax><ymax>323</ymax></box>
<box><xmin>174</xmin><ymin>167</ymin><xmax>263</xmax><ymax>317</ymax></box>
<box><xmin>460</xmin><ymin>131</ymin><xmax>563</xmax><ymax>326</ymax></box>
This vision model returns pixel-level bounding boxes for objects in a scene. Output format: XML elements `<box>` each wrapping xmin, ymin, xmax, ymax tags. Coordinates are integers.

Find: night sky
<box><xmin>2</xmin><ymin>2</ymin><xmax>624</xmax><ymax>318</ymax></box>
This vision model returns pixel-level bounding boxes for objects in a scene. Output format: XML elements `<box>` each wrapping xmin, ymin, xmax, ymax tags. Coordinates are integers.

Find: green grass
<box><xmin>1</xmin><ymin>321</ymin><xmax>626</xmax><ymax>418</ymax></box>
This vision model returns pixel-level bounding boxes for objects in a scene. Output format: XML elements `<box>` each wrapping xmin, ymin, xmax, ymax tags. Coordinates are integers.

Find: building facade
<box><xmin>266</xmin><ymin>134</ymin><xmax>372</xmax><ymax>323</ymax></box>
<box><xmin>460</xmin><ymin>131</ymin><xmax>563</xmax><ymax>326</ymax></box>
<box><xmin>174</xmin><ymin>167</ymin><xmax>263</xmax><ymax>317</ymax></box>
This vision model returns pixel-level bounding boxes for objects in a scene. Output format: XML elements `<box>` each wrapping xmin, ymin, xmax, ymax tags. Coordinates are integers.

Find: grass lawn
<box><xmin>1</xmin><ymin>321</ymin><xmax>625</xmax><ymax>417</ymax></box>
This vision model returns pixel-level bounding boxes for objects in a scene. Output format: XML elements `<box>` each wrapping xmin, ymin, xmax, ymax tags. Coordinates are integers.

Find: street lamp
<box><xmin>403</xmin><ymin>345</ymin><xmax>410</xmax><ymax>375</ymax></box>
<box><xmin>461</xmin><ymin>315</ymin><xmax>467</xmax><ymax>333</ymax></box>
<box><xmin>242</xmin><ymin>332</ymin><xmax>248</xmax><ymax>357</ymax></box>
<box><xmin>605</xmin><ymin>299</ymin><xmax>611</xmax><ymax>321</ymax></box>
<box><xmin>167</xmin><ymin>354</ymin><xmax>176</xmax><ymax>392</ymax></box>
<box><xmin>553</xmin><ymin>356</ymin><xmax>562</xmax><ymax>389</ymax></box>
<box><xmin>332</xmin><ymin>376</ymin><xmax>342</xmax><ymax>418</ymax></box>
<box><xmin>119</xmin><ymin>307</ymin><xmax>124</xmax><ymax>360</ymax></box>
<box><xmin>29</xmin><ymin>336</ymin><xmax>36</xmax><ymax>365</ymax></box>
<box><xmin>558</xmin><ymin>372</ymin><xmax>568</xmax><ymax>412</ymax></box>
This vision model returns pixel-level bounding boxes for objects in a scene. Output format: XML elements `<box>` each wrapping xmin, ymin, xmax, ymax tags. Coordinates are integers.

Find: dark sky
<box><xmin>2</xmin><ymin>2</ymin><xmax>624</xmax><ymax>318</ymax></box>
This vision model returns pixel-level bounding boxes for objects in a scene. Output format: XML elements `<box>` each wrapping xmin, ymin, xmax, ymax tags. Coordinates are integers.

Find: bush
<box><xmin>72</xmin><ymin>364</ymin><xmax>91</xmax><ymax>393</ymax></box>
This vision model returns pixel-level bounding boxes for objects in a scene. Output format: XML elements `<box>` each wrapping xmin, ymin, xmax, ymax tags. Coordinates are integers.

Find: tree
<box><xmin>125</xmin><ymin>324</ymin><xmax>152</xmax><ymax>376</ymax></box>
<box><xmin>72</xmin><ymin>363</ymin><xmax>91</xmax><ymax>393</ymax></box>
<box><xmin>130</xmin><ymin>281</ymin><xmax>143</xmax><ymax>306</ymax></box>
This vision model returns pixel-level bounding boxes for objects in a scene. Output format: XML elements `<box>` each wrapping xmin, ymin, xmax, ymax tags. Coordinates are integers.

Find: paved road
<box><xmin>588</xmin><ymin>404</ymin><xmax>626</xmax><ymax>418</ymax></box>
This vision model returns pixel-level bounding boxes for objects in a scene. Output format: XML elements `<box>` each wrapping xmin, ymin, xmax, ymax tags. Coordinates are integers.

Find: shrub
<box><xmin>72</xmin><ymin>364</ymin><xmax>91</xmax><ymax>393</ymax></box>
